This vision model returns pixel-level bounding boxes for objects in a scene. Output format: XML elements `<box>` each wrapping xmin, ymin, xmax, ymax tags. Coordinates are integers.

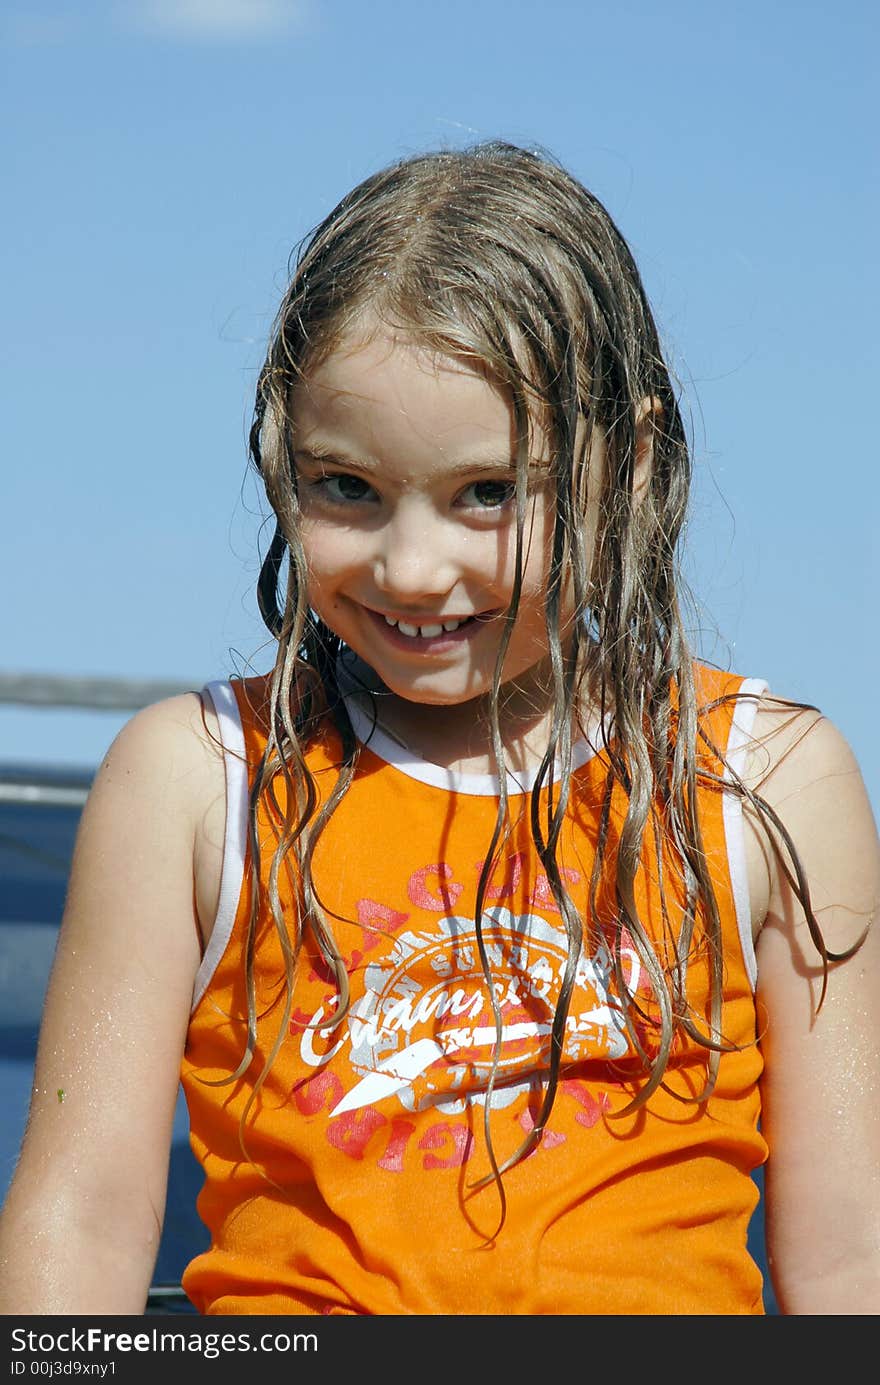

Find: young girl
<box><xmin>1</xmin><ymin>141</ymin><xmax>878</xmax><ymax>1317</ymax></box>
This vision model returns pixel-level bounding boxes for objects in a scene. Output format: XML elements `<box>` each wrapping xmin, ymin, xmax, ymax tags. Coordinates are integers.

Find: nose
<box><xmin>372</xmin><ymin>502</ymin><xmax>457</xmax><ymax>602</ymax></box>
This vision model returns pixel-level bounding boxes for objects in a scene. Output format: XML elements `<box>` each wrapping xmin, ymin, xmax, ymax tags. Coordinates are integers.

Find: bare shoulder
<box><xmin>92</xmin><ymin>690</ymin><xmax>223</xmax><ymax>799</ymax></box>
<box><xmin>41</xmin><ymin>687</ymin><xmax>228</xmax><ymax>1097</ymax></box>
<box><xmin>744</xmin><ymin>689</ymin><xmax>879</xmax><ymax>953</ymax></box>
<box><xmin>83</xmin><ymin>691</ymin><xmax>227</xmax><ymax>948</ymax></box>
<box><xmin>745</xmin><ymin>692</ymin><xmax>863</xmax><ymax>799</ymax></box>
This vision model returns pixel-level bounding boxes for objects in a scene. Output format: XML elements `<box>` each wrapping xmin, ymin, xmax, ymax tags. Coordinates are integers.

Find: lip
<box><xmin>362</xmin><ymin>606</ymin><xmax>498</xmax><ymax>651</ymax></box>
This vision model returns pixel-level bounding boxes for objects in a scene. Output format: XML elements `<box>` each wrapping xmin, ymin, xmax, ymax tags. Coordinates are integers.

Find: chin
<box><xmin>388</xmin><ymin>688</ymin><xmax>474</xmax><ymax>708</ymax></box>
<box><xmin>384</xmin><ymin>679</ymin><xmax>491</xmax><ymax>709</ymax></box>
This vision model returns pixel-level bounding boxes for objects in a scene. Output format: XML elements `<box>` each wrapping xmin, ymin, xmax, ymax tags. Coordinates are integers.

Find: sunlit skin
<box><xmin>290</xmin><ymin>329</ymin><xmax>601</xmax><ymax>768</ymax></box>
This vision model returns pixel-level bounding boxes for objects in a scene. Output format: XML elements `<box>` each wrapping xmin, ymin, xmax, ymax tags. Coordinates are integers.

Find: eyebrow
<box><xmin>293</xmin><ymin>444</ymin><xmax>539</xmax><ymax>475</ymax></box>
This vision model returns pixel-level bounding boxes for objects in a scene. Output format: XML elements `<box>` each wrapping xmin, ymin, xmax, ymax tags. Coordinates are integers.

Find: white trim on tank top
<box><xmin>721</xmin><ymin>676</ymin><xmax>768</xmax><ymax>991</ymax></box>
<box><xmin>191</xmin><ymin>680</ymin><xmax>249</xmax><ymax>1010</ymax></box>
<box><xmin>344</xmin><ymin>696</ymin><xmax>607</xmax><ymax>797</ymax></box>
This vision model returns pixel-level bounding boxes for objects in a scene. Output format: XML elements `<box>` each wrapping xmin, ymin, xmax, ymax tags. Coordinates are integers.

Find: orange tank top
<box><xmin>180</xmin><ymin>663</ymin><xmax>769</xmax><ymax>1314</ymax></box>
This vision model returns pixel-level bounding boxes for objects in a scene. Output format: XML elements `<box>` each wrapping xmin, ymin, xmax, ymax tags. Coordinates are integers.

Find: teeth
<box><xmin>383</xmin><ymin>615</ymin><xmax>467</xmax><ymax>638</ymax></box>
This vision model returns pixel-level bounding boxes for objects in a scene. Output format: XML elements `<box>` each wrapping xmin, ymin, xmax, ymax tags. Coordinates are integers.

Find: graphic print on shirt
<box><xmin>296</xmin><ymin>904</ymin><xmax>644</xmax><ymax>1116</ymax></box>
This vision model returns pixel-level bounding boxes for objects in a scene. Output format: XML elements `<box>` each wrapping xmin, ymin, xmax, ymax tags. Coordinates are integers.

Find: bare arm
<box><xmin>751</xmin><ymin>705</ymin><xmax>880</xmax><ymax>1315</ymax></box>
<box><xmin>0</xmin><ymin>693</ymin><xmax>221</xmax><ymax>1315</ymax></box>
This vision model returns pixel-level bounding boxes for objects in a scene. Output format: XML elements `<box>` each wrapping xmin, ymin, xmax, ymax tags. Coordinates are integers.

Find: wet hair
<box><xmin>234</xmin><ymin>140</ymin><xmax>850</xmax><ymax>1199</ymax></box>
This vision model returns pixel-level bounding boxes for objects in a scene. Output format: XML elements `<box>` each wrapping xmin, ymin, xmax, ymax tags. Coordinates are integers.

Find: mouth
<box><xmin>363</xmin><ymin>607</ymin><xmax>496</xmax><ymax>649</ymax></box>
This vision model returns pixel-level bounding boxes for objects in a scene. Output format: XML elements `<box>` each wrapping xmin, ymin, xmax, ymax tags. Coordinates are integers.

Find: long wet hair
<box><xmin>235</xmin><ymin>140</ymin><xmax>850</xmax><ymax>1188</ymax></box>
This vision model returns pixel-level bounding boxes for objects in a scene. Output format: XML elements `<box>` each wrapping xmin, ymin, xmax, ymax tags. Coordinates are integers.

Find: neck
<box><xmin>350</xmin><ymin>687</ymin><xmax>575</xmax><ymax>777</ymax></box>
<box><xmin>336</xmin><ymin>647</ymin><xmax>597</xmax><ymax>776</ymax></box>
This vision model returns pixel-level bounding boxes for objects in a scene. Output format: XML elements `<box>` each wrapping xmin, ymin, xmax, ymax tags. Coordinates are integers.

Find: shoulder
<box><xmin>745</xmin><ymin>690</ymin><xmax>863</xmax><ymax>805</ymax></box>
<box><xmin>90</xmin><ymin>691</ymin><xmax>224</xmax><ymax>818</ymax></box>
<box><xmin>742</xmin><ymin>689</ymin><xmax>879</xmax><ymax>954</ymax></box>
<box><xmin>79</xmin><ymin>692</ymin><xmax>227</xmax><ymax>940</ymax></box>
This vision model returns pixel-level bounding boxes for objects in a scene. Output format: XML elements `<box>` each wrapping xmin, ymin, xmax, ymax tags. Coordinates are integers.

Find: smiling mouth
<box><xmin>363</xmin><ymin>608</ymin><xmax>494</xmax><ymax>645</ymax></box>
<box><xmin>382</xmin><ymin>614</ymin><xmax>473</xmax><ymax>639</ymax></box>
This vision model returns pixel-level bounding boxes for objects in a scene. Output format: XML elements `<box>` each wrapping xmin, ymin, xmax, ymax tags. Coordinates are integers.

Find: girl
<box><xmin>1</xmin><ymin>141</ymin><xmax>878</xmax><ymax>1317</ymax></box>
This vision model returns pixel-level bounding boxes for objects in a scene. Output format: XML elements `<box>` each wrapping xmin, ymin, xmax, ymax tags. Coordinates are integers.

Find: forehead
<box><xmin>291</xmin><ymin>329</ymin><xmax>552</xmax><ymax>462</ymax></box>
<box><xmin>296</xmin><ymin>329</ymin><xmax>503</xmax><ymax>402</ymax></box>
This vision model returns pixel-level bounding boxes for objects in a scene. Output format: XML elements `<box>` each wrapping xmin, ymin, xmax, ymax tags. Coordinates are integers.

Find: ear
<box><xmin>633</xmin><ymin>395</ymin><xmax>662</xmax><ymax>505</ymax></box>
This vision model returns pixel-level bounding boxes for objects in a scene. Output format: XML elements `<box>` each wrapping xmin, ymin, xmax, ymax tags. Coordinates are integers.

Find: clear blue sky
<box><xmin>2</xmin><ymin>0</ymin><xmax>878</xmax><ymax>818</ymax></box>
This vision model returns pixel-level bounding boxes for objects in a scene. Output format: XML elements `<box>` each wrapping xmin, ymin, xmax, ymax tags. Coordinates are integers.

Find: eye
<box><xmin>310</xmin><ymin>473</ymin><xmax>377</xmax><ymax>505</ymax></box>
<box><xmin>458</xmin><ymin>478</ymin><xmax>516</xmax><ymax>509</ymax></box>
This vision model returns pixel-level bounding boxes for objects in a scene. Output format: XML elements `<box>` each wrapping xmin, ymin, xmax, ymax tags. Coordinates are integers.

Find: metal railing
<box><xmin>0</xmin><ymin>672</ymin><xmax>199</xmax><ymax>712</ymax></box>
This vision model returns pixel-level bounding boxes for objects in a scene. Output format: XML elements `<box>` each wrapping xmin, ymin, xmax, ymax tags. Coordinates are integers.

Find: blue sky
<box><xmin>2</xmin><ymin>0</ymin><xmax>878</xmax><ymax>818</ymax></box>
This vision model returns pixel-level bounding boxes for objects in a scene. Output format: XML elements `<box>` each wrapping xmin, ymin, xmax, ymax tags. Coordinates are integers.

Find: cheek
<box><xmin>299</xmin><ymin>523</ymin><xmax>355</xmax><ymax>584</ymax></box>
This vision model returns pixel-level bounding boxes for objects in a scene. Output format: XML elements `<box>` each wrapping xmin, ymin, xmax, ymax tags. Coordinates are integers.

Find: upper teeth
<box><xmin>384</xmin><ymin>616</ymin><xmax>467</xmax><ymax>638</ymax></box>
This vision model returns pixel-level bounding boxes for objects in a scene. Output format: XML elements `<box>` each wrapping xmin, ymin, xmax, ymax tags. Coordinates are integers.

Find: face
<box><xmin>290</xmin><ymin>330</ymin><xmax>595</xmax><ymax>720</ymax></box>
